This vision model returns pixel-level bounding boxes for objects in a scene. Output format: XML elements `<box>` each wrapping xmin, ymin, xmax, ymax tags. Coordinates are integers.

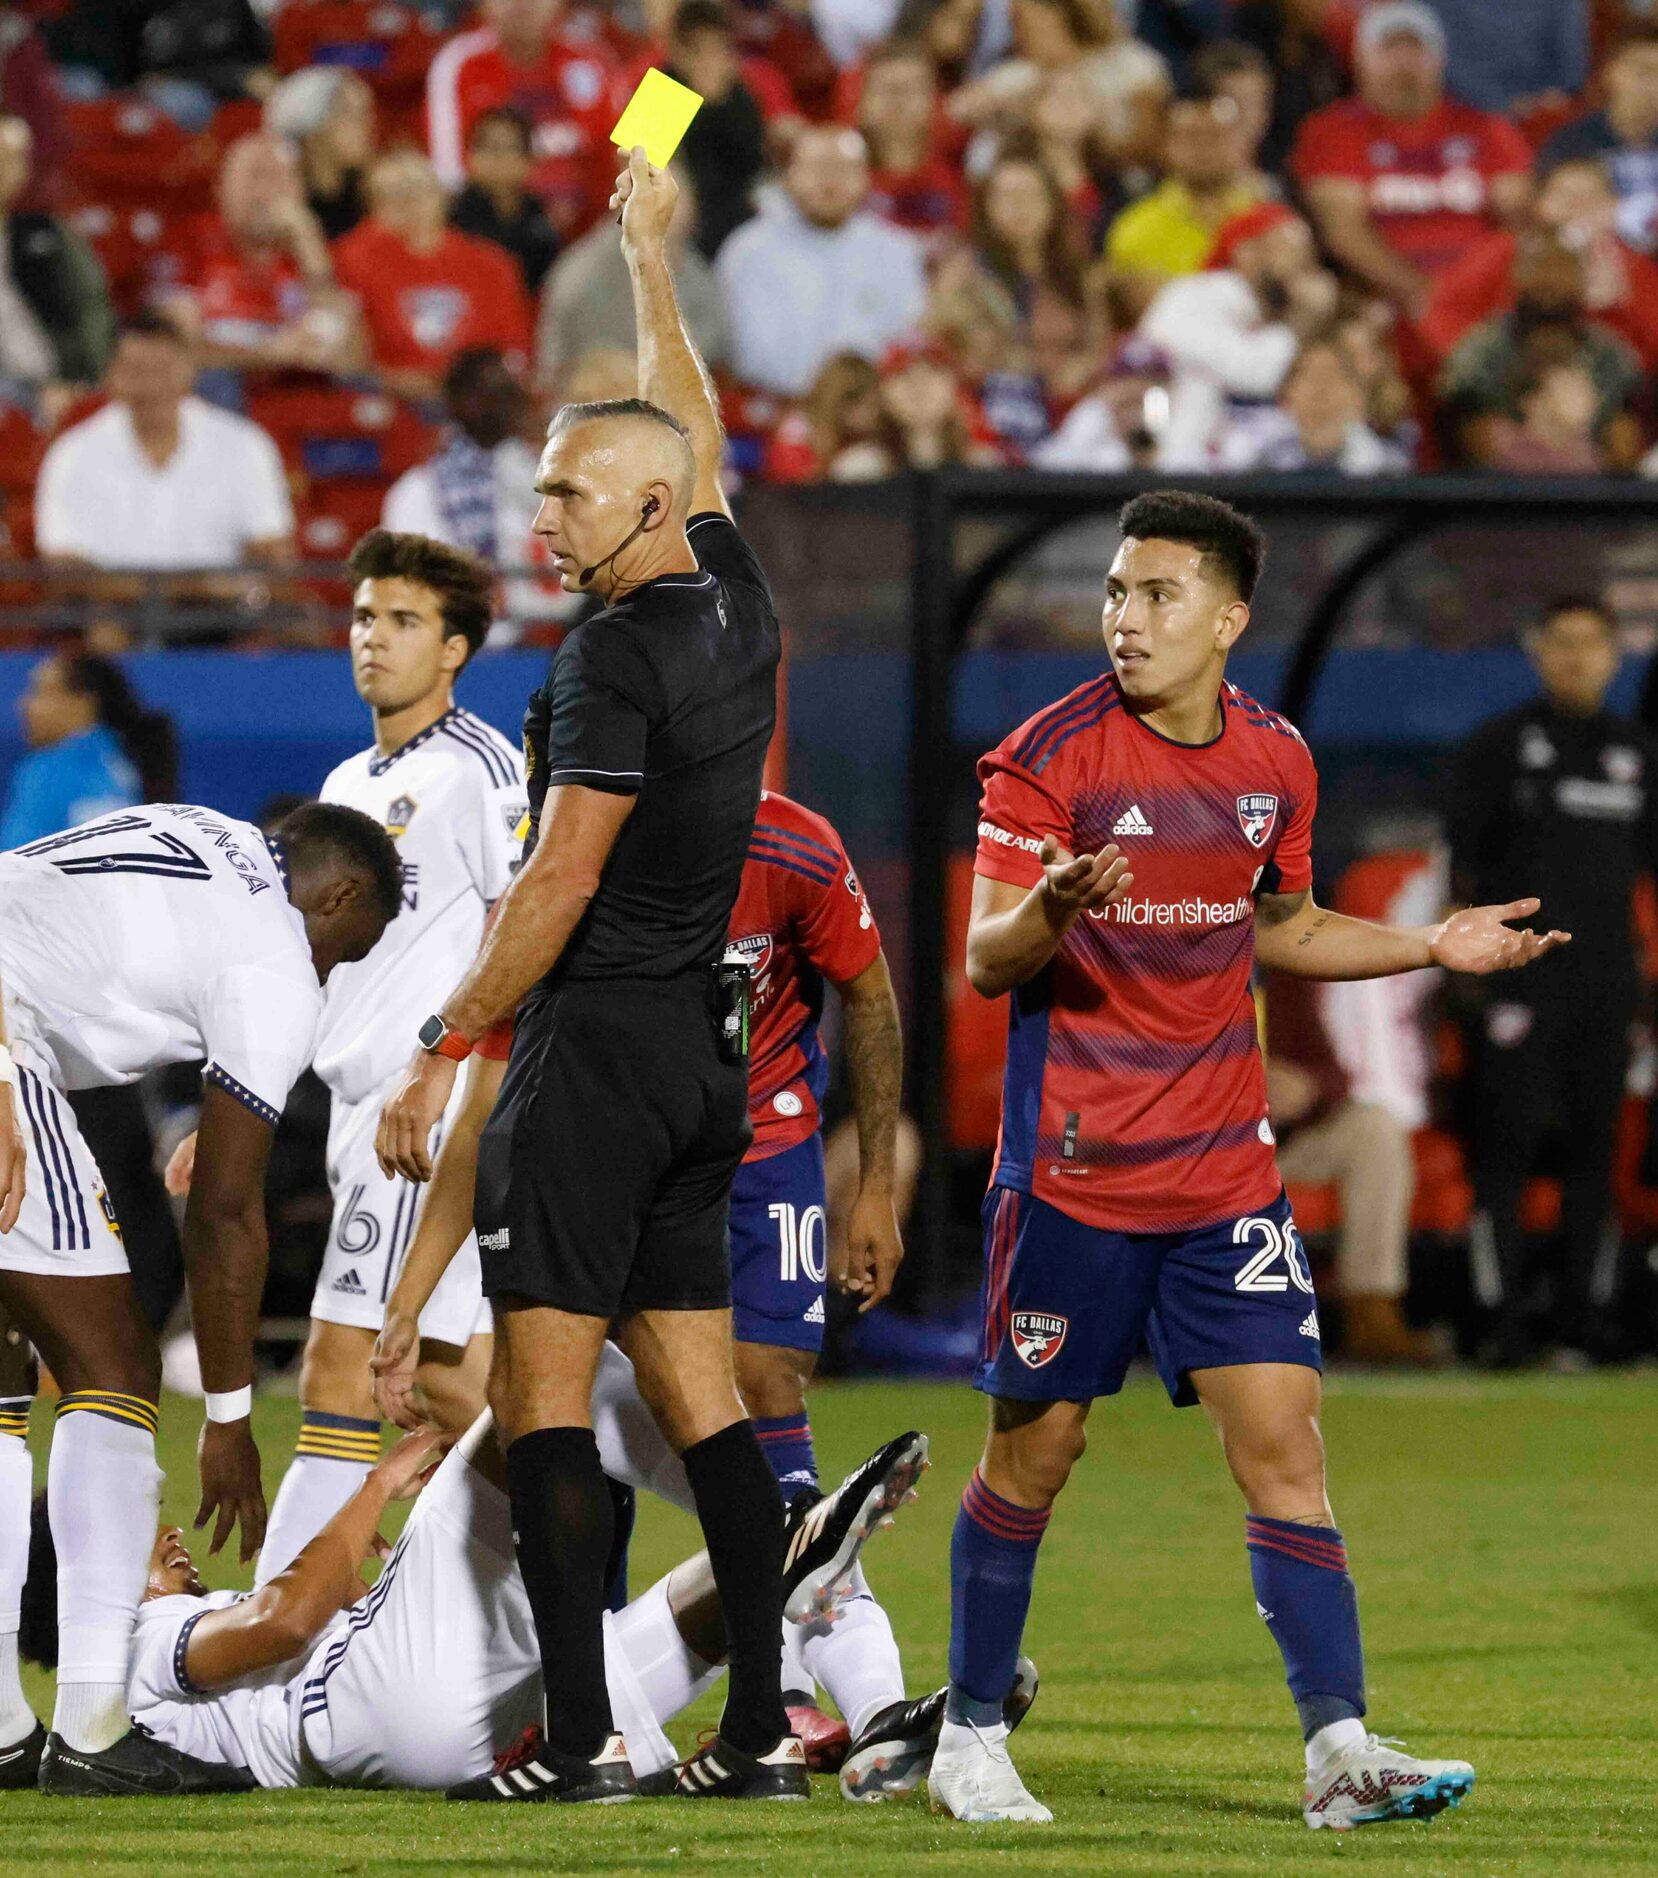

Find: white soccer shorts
<box><xmin>0</xmin><ymin>1063</ymin><xmax>128</xmax><ymax>1278</ymax></box>
<box><xmin>296</xmin><ymin>1408</ymin><xmax>678</xmax><ymax>1789</ymax></box>
<box><xmin>312</xmin><ymin>1080</ymin><xmax>489</xmax><ymax>1347</ymax></box>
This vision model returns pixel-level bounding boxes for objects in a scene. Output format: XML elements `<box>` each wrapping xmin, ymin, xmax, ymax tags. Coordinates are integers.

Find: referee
<box><xmin>378</xmin><ymin>149</ymin><xmax>795</xmax><ymax>1800</ymax></box>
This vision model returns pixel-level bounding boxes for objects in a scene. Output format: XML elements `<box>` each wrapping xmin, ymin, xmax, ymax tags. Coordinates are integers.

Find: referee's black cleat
<box><xmin>782</xmin><ymin>1430</ymin><xmax>929</xmax><ymax>1627</ymax></box>
<box><xmin>38</xmin><ymin>1722</ymin><xmax>257</xmax><ymax>1795</ymax></box>
<box><xmin>667</xmin><ymin>1731</ymin><xmax>809</xmax><ymax>1800</ymax></box>
<box><xmin>839</xmin><ymin>1655</ymin><xmax>1039</xmax><ymax>1803</ymax></box>
<box><xmin>0</xmin><ymin>1721</ymin><xmax>46</xmax><ymax>1789</ymax></box>
<box><xmin>447</xmin><ymin>1725</ymin><xmax>636</xmax><ymax>1804</ymax></box>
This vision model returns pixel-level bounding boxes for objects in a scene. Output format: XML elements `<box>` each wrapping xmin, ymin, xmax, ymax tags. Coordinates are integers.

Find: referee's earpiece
<box><xmin>579</xmin><ymin>494</ymin><xmax>662</xmax><ymax>587</ymax></box>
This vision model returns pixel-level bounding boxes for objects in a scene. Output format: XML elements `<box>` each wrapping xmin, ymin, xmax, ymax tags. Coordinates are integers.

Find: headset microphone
<box><xmin>579</xmin><ymin>495</ymin><xmax>661</xmax><ymax>587</ymax></box>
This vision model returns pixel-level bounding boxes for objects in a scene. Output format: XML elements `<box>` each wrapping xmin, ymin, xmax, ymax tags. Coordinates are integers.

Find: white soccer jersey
<box><xmin>0</xmin><ymin>804</ymin><xmax>321</xmax><ymax>1121</ymax></box>
<box><xmin>129</xmin><ymin>1588</ymin><xmax>332</xmax><ymax>1788</ymax></box>
<box><xmin>314</xmin><ymin>707</ymin><xmax>526</xmax><ymax>1107</ymax></box>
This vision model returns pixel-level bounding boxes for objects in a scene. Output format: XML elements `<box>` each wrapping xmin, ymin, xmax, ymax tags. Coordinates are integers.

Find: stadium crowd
<box><xmin>0</xmin><ymin>0</ymin><xmax>1654</xmax><ymax>570</ymax></box>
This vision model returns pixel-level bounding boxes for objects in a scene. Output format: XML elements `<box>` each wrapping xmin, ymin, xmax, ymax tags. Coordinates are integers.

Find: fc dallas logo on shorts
<box><xmin>1236</xmin><ymin>793</ymin><xmax>1279</xmax><ymax>849</ymax></box>
<box><xmin>1010</xmin><ymin>1312</ymin><xmax>1068</xmax><ymax>1368</ymax></box>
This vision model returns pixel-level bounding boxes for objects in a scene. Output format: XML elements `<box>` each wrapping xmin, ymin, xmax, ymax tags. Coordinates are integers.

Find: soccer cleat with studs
<box><xmin>927</xmin><ymin>1717</ymin><xmax>1051</xmax><ymax>1824</ymax></box>
<box><xmin>0</xmin><ymin>1721</ymin><xmax>46</xmax><ymax>1790</ymax></box>
<box><xmin>446</xmin><ymin>1726</ymin><xmax>636</xmax><ymax>1804</ymax></box>
<box><xmin>785</xmin><ymin>1703</ymin><xmax>850</xmax><ymax>1773</ymax></box>
<box><xmin>839</xmin><ymin>1656</ymin><xmax>1039</xmax><ymax>1803</ymax></box>
<box><xmin>782</xmin><ymin>1430</ymin><xmax>929</xmax><ymax>1628</ymax></box>
<box><xmin>1302</xmin><ymin>1735</ymin><xmax>1476</xmax><ymax>1830</ymax></box>
<box><xmin>666</xmin><ymin>1730</ymin><xmax>809</xmax><ymax>1800</ymax></box>
<box><xmin>38</xmin><ymin>1722</ymin><xmax>257</xmax><ymax>1796</ymax></box>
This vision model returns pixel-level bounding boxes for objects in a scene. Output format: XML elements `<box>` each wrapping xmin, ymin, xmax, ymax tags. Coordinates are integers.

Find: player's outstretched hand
<box><xmin>1430</xmin><ymin>898</ymin><xmax>1571</xmax><ymax>975</ymax></box>
<box><xmin>196</xmin><ymin>1417</ymin><xmax>266</xmax><ymax>1564</ymax></box>
<box><xmin>835</xmin><ymin>1185</ymin><xmax>904</xmax><ymax>1314</ymax></box>
<box><xmin>611</xmin><ymin>144</ymin><xmax>677</xmax><ymax>254</ymax></box>
<box><xmin>163</xmin><ymin>1129</ymin><xmax>196</xmax><ymax>1197</ymax></box>
<box><xmin>371</xmin><ymin>1426</ymin><xmax>449</xmax><ymax>1503</ymax></box>
<box><xmin>376</xmin><ymin>1049</ymin><xmax>458</xmax><ymax>1183</ymax></box>
<box><xmin>1038</xmin><ymin>835</ymin><xmax>1132</xmax><ymax>922</ymax></box>
<box><xmin>369</xmin><ymin>1306</ymin><xmax>423</xmax><ymax>1430</ymax></box>
<box><xmin>0</xmin><ymin>1085</ymin><xmax>25</xmax><ymax>1234</ymax></box>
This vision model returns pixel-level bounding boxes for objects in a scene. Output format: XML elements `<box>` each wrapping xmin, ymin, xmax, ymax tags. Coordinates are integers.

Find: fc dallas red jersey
<box><xmin>975</xmin><ymin>673</ymin><xmax>1317</xmax><ymax>1233</ymax></box>
<box><xmin>1290</xmin><ymin>96</ymin><xmax>1529</xmax><ymax>278</ymax></box>
<box><xmin>728</xmin><ymin>791</ymin><xmax>882</xmax><ymax>1161</ymax></box>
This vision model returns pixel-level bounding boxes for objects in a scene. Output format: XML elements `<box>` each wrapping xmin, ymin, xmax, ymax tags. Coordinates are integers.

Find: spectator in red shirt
<box><xmin>333</xmin><ymin>150</ymin><xmax>533</xmax><ymax>402</ymax></box>
<box><xmin>1422</xmin><ymin>157</ymin><xmax>1658</xmax><ymax>374</ymax></box>
<box><xmin>163</xmin><ymin>131</ymin><xmax>362</xmax><ymax>379</ymax></box>
<box><xmin>426</xmin><ymin>0</ymin><xmax>621</xmax><ymax>240</ymax></box>
<box><xmin>1291</xmin><ymin>0</ymin><xmax>1531</xmax><ymax>319</ymax></box>
<box><xmin>857</xmin><ymin>37</ymin><xmax>968</xmax><ymax>246</ymax></box>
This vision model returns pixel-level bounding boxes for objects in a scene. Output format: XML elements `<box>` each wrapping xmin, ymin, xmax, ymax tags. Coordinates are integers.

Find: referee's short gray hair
<box><xmin>546</xmin><ymin>397</ymin><xmax>692</xmax><ymax>449</ymax></box>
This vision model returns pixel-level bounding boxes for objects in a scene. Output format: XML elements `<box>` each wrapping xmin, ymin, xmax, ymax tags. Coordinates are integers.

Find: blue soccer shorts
<box><xmin>974</xmin><ymin>1185</ymin><xmax>1322</xmax><ymax>1406</ymax></box>
<box><xmin>728</xmin><ymin>1133</ymin><xmax>827</xmax><ymax>1354</ymax></box>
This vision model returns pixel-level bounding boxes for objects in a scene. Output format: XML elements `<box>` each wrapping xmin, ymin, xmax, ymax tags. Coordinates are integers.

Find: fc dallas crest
<box><xmin>1236</xmin><ymin>792</ymin><xmax>1279</xmax><ymax>849</ymax></box>
<box><xmin>1010</xmin><ymin>1312</ymin><xmax>1068</xmax><ymax>1368</ymax></box>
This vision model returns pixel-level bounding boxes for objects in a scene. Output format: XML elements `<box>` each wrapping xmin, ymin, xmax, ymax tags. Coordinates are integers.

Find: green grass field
<box><xmin>9</xmin><ymin>1370</ymin><xmax>1657</xmax><ymax>1876</ymax></box>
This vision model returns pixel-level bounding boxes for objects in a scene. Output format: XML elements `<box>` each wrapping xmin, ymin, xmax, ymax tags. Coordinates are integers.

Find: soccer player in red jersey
<box><xmin>931</xmin><ymin>490</ymin><xmax>1569</xmax><ymax>1831</ymax></box>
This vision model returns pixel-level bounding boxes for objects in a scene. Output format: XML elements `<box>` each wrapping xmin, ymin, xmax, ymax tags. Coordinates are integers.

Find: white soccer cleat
<box><xmin>1302</xmin><ymin>1734</ymin><xmax>1476</xmax><ymax>1831</ymax></box>
<box><xmin>927</xmin><ymin>1720</ymin><xmax>1052</xmax><ymax>1824</ymax></box>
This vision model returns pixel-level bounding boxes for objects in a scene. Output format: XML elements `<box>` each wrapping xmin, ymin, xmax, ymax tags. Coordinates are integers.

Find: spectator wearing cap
<box><xmin>36</xmin><ymin>311</ymin><xmax>294</xmax><ymax>573</ymax></box>
<box><xmin>426</xmin><ymin>0</ymin><xmax>621</xmax><ymax>240</ymax></box>
<box><xmin>265</xmin><ymin>67</ymin><xmax>376</xmax><ymax>241</ymax></box>
<box><xmin>1030</xmin><ymin>335</ymin><xmax>1173</xmax><ymax>469</ymax></box>
<box><xmin>0</xmin><ymin>115</ymin><xmax>113</xmax><ymax>421</ymax></box>
<box><xmin>1291</xmin><ymin>1</ymin><xmax>1531</xmax><ymax>321</ymax></box>
<box><xmin>1138</xmin><ymin>201</ymin><xmax>1337</xmax><ymax>468</ymax></box>
<box><xmin>1214</xmin><ymin>332</ymin><xmax>1411</xmax><ymax>473</ymax></box>
<box><xmin>949</xmin><ymin>0</ymin><xmax>1168</xmax><ymax>166</ymax></box>
<box><xmin>536</xmin><ymin>166</ymin><xmax>727</xmax><ymax>392</ymax></box>
<box><xmin>1438</xmin><ymin>231</ymin><xmax>1644</xmax><ymax>472</ymax></box>
<box><xmin>1423</xmin><ymin>158</ymin><xmax>1658</xmax><ymax>376</ymax></box>
<box><xmin>1426</xmin><ymin>0</ymin><xmax>1590</xmax><ymax>118</ymax></box>
<box><xmin>857</xmin><ymin>38</ymin><xmax>969</xmax><ymax>245</ymax></box>
<box><xmin>1103</xmin><ymin>92</ymin><xmax>1265</xmax><ymax>319</ymax></box>
<box><xmin>449</xmin><ymin>106</ymin><xmax>561</xmax><ymax>296</ymax></box>
<box><xmin>1540</xmin><ymin>28</ymin><xmax>1658</xmax><ymax>254</ymax></box>
<box><xmin>162</xmin><ymin>130</ymin><xmax>362</xmax><ymax>380</ymax></box>
<box><xmin>333</xmin><ymin>150</ymin><xmax>533</xmax><ymax>403</ymax></box>
<box><xmin>716</xmin><ymin>126</ymin><xmax>927</xmax><ymax>396</ymax></box>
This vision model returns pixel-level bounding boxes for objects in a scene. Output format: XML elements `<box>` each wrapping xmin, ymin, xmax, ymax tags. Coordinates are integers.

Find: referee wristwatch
<box><xmin>418</xmin><ymin>1014</ymin><xmax>473</xmax><ymax>1062</ymax></box>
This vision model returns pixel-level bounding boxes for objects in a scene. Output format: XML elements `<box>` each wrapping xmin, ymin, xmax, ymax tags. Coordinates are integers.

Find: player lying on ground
<box><xmin>369</xmin><ymin>1047</ymin><xmax>1006</xmax><ymax>1803</ymax></box>
<box><xmin>936</xmin><ymin>489</ymin><xmax>1568</xmax><ymax>1830</ymax></box>
<box><xmin>165</xmin><ymin>529</ymin><xmax>528</xmax><ymax>1595</ymax></box>
<box><xmin>0</xmin><ymin>801</ymin><xmax>402</xmax><ymax>1795</ymax></box>
<box><xmin>17</xmin><ymin>1415</ymin><xmax>928</xmax><ymax>1799</ymax></box>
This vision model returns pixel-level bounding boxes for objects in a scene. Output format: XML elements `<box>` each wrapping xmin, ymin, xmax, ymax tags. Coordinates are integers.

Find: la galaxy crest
<box><xmin>1236</xmin><ymin>793</ymin><xmax>1278</xmax><ymax>850</ymax></box>
<box><xmin>1011</xmin><ymin>1312</ymin><xmax>1068</xmax><ymax>1369</ymax></box>
<box><xmin>384</xmin><ymin>794</ymin><xmax>417</xmax><ymax>840</ymax></box>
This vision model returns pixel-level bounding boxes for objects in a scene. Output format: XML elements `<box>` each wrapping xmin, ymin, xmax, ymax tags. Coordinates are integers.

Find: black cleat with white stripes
<box><xmin>781</xmin><ymin>1430</ymin><xmax>929</xmax><ymax>1627</ymax></box>
<box><xmin>446</xmin><ymin>1726</ymin><xmax>636</xmax><ymax>1804</ymax></box>
<box><xmin>665</xmin><ymin>1731</ymin><xmax>809</xmax><ymax>1800</ymax></box>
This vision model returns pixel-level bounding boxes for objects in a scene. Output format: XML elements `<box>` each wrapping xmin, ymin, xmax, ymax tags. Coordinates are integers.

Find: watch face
<box><xmin>418</xmin><ymin>1015</ymin><xmax>446</xmax><ymax>1051</ymax></box>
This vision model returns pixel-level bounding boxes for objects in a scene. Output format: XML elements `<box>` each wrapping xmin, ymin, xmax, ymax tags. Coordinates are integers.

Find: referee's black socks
<box><xmin>505</xmin><ymin>1425</ymin><xmax>616</xmax><ymax>1759</ymax></box>
<box><xmin>681</xmin><ymin>1419</ymin><xmax>791</xmax><ymax>1755</ymax></box>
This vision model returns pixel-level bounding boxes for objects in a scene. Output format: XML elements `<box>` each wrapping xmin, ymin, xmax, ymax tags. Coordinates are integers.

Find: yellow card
<box><xmin>610</xmin><ymin>67</ymin><xmax>704</xmax><ymax>169</ymax></box>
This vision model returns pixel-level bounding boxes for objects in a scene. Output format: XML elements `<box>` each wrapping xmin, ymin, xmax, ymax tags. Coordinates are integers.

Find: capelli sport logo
<box><xmin>1010</xmin><ymin>1312</ymin><xmax>1068</xmax><ymax>1368</ymax></box>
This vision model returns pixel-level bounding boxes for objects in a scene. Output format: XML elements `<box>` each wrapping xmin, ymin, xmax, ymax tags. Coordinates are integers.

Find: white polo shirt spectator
<box><xmin>36</xmin><ymin>316</ymin><xmax>293</xmax><ymax>568</ymax></box>
<box><xmin>715</xmin><ymin>127</ymin><xmax>927</xmax><ymax>397</ymax></box>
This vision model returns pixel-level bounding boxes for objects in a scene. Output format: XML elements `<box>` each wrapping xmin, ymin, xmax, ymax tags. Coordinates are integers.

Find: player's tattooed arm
<box><xmin>966</xmin><ymin>838</ymin><xmax>1133</xmax><ymax>998</ymax></box>
<box><xmin>1254</xmin><ymin>889</ymin><xmax>1572</xmax><ymax>980</ymax></box>
<box><xmin>182</xmin><ymin>1430</ymin><xmax>446</xmax><ymax>1690</ymax></box>
<box><xmin>836</xmin><ymin>950</ymin><xmax>905</xmax><ymax>1311</ymax></box>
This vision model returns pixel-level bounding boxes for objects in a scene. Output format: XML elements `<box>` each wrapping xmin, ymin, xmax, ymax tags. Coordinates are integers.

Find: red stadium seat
<box><xmin>271</xmin><ymin>1</ymin><xmax>445</xmax><ymax>117</ymax></box>
<box><xmin>63</xmin><ymin>198</ymin><xmax>188</xmax><ymax>316</ymax></box>
<box><xmin>0</xmin><ymin>403</ymin><xmax>48</xmax><ymax>560</ymax></box>
<box><xmin>297</xmin><ymin>477</ymin><xmax>394</xmax><ymax>558</ymax></box>
<box><xmin>246</xmin><ymin>383</ymin><xmax>438</xmax><ymax>483</ymax></box>
<box><xmin>61</xmin><ymin>96</ymin><xmax>217</xmax><ymax>211</ymax></box>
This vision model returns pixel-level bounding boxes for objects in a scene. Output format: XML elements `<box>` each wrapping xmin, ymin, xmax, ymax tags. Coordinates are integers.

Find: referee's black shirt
<box><xmin>521</xmin><ymin>510</ymin><xmax>779</xmax><ymax>988</ymax></box>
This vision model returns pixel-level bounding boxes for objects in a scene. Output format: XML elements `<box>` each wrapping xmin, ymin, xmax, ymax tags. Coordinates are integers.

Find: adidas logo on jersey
<box><xmin>333</xmin><ymin>1268</ymin><xmax>366</xmax><ymax>1296</ymax></box>
<box><xmin>803</xmin><ymin>1296</ymin><xmax>825</xmax><ymax>1325</ymax></box>
<box><xmin>1299</xmin><ymin>1310</ymin><xmax>1320</xmax><ymax>1340</ymax></box>
<box><xmin>1111</xmin><ymin>803</ymin><xmax>1154</xmax><ymax>836</ymax></box>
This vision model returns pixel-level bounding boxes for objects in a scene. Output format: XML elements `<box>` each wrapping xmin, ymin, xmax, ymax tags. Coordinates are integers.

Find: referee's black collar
<box><xmin>368</xmin><ymin>706</ymin><xmax>461</xmax><ymax>776</ymax></box>
<box><xmin>609</xmin><ymin>569</ymin><xmax>717</xmax><ymax>602</ymax></box>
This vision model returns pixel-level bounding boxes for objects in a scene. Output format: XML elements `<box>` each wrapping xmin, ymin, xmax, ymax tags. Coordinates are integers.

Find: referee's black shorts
<box><xmin>473</xmin><ymin>978</ymin><xmax>751</xmax><ymax>1317</ymax></box>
